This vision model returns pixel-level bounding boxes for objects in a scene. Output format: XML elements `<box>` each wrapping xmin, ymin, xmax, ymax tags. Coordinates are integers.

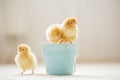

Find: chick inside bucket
<box><xmin>41</xmin><ymin>44</ymin><xmax>78</xmax><ymax>75</ymax></box>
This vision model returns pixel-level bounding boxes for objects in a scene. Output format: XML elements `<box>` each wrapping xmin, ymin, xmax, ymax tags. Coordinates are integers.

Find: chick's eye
<box><xmin>22</xmin><ymin>49</ymin><xmax>24</xmax><ymax>50</ymax></box>
<box><xmin>70</xmin><ymin>22</ymin><xmax>73</xmax><ymax>24</ymax></box>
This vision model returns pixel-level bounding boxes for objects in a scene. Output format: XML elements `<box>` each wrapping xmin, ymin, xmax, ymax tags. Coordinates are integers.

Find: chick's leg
<box><xmin>32</xmin><ymin>69</ymin><xmax>34</xmax><ymax>74</ymax></box>
<box><xmin>57</xmin><ymin>39</ymin><xmax>63</xmax><ymax>43</ymax></box>
<box><xmin>21</xmin><ymin>69</ymin><xmax>25</xmax><ymax>75</ymax></box>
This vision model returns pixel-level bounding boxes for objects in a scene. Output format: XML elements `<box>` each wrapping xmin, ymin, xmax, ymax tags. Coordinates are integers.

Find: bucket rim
<box><xmin>40</xmin><ymin>43</ymin><xmax>78</xmax><ymax>46</ymax></box>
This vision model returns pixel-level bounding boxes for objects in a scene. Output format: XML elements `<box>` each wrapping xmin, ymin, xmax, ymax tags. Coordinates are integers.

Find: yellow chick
<box><xmin>46</xmin><ymin>17</ymin><xmax>78</xmax><ymax>44</ymax></box>
<box><xmin>15</xmin><ymin>44</ymin><xmax>37</xmax><ymax>75</ymax></box>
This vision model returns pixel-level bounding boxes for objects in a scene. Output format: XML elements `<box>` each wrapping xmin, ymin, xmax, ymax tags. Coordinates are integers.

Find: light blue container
<box><xmin>41</xmin><ymin>44</ymin><xmax>78</xmax><ymax>75</ymax></box>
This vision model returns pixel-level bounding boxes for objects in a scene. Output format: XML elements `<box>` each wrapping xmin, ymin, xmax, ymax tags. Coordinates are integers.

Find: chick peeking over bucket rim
<box><xmin>46</xmin><ymin>17</ymin><xmax>78</xmax><ymax>44</ymax></box>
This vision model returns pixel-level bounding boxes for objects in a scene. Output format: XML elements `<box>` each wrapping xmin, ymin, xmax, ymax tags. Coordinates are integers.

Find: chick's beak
<box><xmin>18</xmin><ymin>48</ymin><xmax>24</xmax><ymax>53</ymax></box>
<box><xmin>19</xmin><ymin>49</ymin><xmax>23</xmax><ymax>53</ymax></box>
<box><xmin>75</xmin><ymin>22</ymin><xmax>77</xmax><ymax>25</ymax></box>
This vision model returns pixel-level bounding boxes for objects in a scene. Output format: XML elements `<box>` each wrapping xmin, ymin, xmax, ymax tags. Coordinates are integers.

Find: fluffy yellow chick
<box><xmin>46</xmin><ymin>17</ymin><xmax>78</xmax><ymax>43</ymax></box>
<box><xmin>15</xmin><ymin>44</ymin><xmax>37</xmax><ymax>75</ymax></box>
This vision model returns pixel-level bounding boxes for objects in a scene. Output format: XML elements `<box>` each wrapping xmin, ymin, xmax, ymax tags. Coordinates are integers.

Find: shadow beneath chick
<box><xmin>15</xmin><ymin>73</ymin><xmax>47</xmax><ymax>76</ymax></box>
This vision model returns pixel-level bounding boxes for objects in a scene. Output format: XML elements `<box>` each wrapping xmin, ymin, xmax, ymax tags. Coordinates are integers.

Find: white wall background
<box><xmin>0</xmin><ymin>0</ymin><xmax>120</xmax><ymax>64</ymax></box>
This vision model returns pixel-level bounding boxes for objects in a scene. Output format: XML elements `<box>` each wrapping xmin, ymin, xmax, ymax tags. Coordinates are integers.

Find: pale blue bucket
<box><xmin>41</xmin><ymin>44</ymin><xmax>78</xmax><ymax>75</ymax></box>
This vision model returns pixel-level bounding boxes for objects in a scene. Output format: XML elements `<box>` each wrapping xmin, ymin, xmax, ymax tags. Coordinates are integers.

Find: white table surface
<box><xmin>0</xmin><ymin>63</ymin><xmax>120</xmax><ymax>80</ymax></box>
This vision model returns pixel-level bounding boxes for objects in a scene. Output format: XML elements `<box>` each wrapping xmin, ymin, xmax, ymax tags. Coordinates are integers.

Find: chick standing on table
<box><xmin>46</xmin><ymin>17</ymin><xmax>78</xmax><ymax>44</ymax></box>
<box><xmin>15</xmin><ymin>44</ymin><xmax>37</xmax><ymax>75</ymax></box>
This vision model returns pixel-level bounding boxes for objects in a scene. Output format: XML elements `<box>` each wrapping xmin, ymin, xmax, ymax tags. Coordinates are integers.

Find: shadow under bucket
<box><xmin>41</xmin><ymin>44</ymin><xmax>78</xmax><ymax>75</ymax></box>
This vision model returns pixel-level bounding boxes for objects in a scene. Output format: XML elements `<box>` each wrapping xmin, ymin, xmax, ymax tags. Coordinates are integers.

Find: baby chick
<box><xmin>15</xmin><ymin>44</ymin><xmax>37</xmax><ymax>75</ymax></box>
<box><xmin>46</xmin><ymin>17</ymin><xmax>78</xmax><ymax>44</ymax></box>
